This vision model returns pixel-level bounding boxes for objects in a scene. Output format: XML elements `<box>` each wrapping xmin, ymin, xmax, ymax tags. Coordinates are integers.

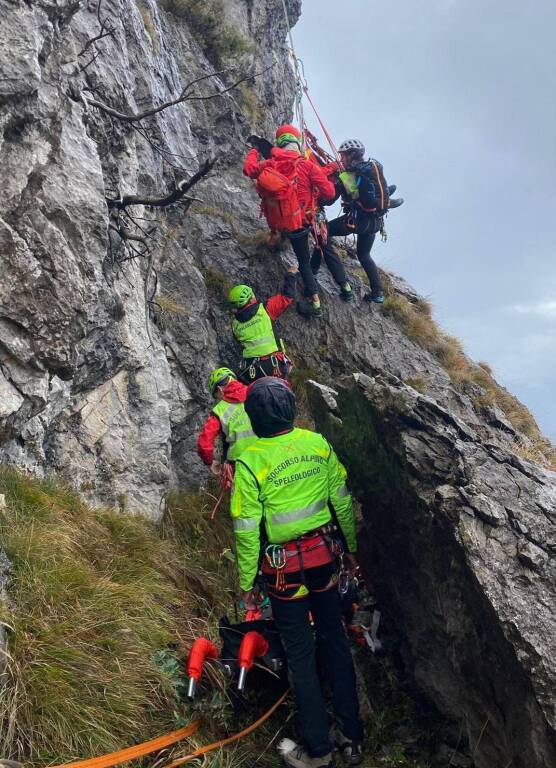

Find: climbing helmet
<box><xmin>208</xmin><ymin>367</ymin><xmax>236</xmax><ymax>396</ymax></box>
<box><xmin>338</xmin><ymin>138</ymin><xmax>365</xmax><ymax>154</ymax></box>
<box><xmin>228</xmin><ymin>284</ymin><xmax>254</xmax><ymax>309</ymax></box>
<box><xmin>275</xmin><ymin>123</ymin><xmax>302</xmax><ymax>148</ymax></box>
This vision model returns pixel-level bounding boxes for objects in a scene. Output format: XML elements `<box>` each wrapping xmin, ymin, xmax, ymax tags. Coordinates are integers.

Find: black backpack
<box><xmin>350</xmin><ymin>159</ymin><xmax>390</xmax><ymax>214</ymax></box>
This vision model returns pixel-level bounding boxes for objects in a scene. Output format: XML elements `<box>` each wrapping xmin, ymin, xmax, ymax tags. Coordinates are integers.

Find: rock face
<box><xmin>0</xmin><ymin>0</ymin><xmax>300</xmax><ymax>514</ymax></box>
<box><xmin>308</xmin><ymin>374</ymin><xmax>556</xmax><ymax>768</ymax></box>
<box><xmin>1</xmin><ymin>1</ymin><xmax>555</xmax><ymax>765</ymax></box>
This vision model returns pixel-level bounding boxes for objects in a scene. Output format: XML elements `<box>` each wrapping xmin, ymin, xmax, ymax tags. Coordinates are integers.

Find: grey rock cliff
<box><xmin>0</xmin><ymin>0</ymin><xmax>300</xmax><ymax>514</ymax></box>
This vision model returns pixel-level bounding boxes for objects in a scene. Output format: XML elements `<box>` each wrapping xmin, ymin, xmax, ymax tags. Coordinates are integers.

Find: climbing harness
<box><xmin>238</xmin><ymin>351</ymin><xmax>292</xmax><ymax>383</ymax></box>
<box><xmin>262</xmin><ymin>525</ymin><xmax>345</xmax><ymax>597</ymax></box>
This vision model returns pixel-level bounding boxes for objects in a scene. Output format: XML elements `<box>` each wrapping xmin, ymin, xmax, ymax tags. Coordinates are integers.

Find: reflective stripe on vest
<box><xmin>336</xmin><ymin>483</ymin><xmax>349</xmax><ymax>498</ymax></box>
<box><xmin>212</xmin><ymin>401</ymin><xmax>257</xmax><ymax>461</ymax></box>
<box><xmin>232</xmin><ymin>304</ymin><xmax>279</xmax><ymax>359</ymax></box>
<box><xmin>272</xmin><ymin>498</ymin><xmax>327</xmax><ymax>526</ymax></box>
<box><xmin>234</xmin><ymin>428</ymin><xmax>334</xmax><ymax>544</ymax></box>
<box><xmin>234</xmin><ymin>517</ymin><xmax>259</xmax><ymax>531</ymax></box>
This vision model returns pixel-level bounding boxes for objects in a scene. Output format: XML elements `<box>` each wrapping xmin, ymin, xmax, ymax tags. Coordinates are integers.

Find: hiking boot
<box><xmin>278</xmin><ymin>739</ymin><xmax>333</xmax><ymax>768</ymax></box>
<box><xmin>388</xmin><ymin>197</ymin><xmax>404</xmax><ymax>209</ymax></box>
<box><xmin>297</xmin><ymin>299</ymin><xmax>322</xmax><ymax>318</ymax></box>
<box><xmin>388</xmin><ymin>184</ymin><xmax>397</xmax><ymax>195</ymax></box>
<box><xmin>339</xmin><ymin>283</ymin><xmax>354</xmax><ymax>302</ymax></box>
<box><xmin>363</xmin><ymin>292</ymin><xmax>384</xmax><ymax>304</ymax></box>
<box><xmin>303</xmin><ymin>276</ymin><xmax>320</xmax><ymax>298</ymax></box>
<box><xmin>330</xmin><ymin>727</ymin><xmax>364</xmax><ymax>766</ymax></box>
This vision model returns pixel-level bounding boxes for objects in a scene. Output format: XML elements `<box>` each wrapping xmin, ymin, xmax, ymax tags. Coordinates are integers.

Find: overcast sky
<box><xmin>294</xmin><ymin>0</ymin><xmax>556</xmax><ymax>440</ymax></box>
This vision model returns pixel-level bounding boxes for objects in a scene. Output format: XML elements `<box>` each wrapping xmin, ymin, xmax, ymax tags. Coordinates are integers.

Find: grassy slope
<box><xmin>0</xmin><ymin>468</ymin><xmax>439</xmax><ymax>768</ymax></box>
<box><xmin>379</xmin><ymin>274</ymin><xmax>556</xmax><ymax>468</ymax></box>
<box><xmin>0</xmin><ymin>468</ymin><xmax>238</xmax><ymax>765</ymax></box>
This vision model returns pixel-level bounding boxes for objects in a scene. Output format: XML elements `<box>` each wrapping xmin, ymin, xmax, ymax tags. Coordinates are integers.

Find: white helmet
<box><xmin>338</xmin><ymin>138</ymin><xmax>365</xmax><ymax>154</ymax></box>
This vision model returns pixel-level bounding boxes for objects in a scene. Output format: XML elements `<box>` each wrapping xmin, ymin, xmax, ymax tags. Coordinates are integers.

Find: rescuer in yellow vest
<box><xmin>231</xmin><ymin>377</ymin><xmax>364</xmax><ymax>768</ymax></box>
<box><xmin>197</xmin><ymin>368</ymin><xmax>257</xmax><ymax>483</ymax></box>
<box><xmin>229</xmin><ymin>267</ymin><xmax>297</xmax><ymax>384</ymax></box>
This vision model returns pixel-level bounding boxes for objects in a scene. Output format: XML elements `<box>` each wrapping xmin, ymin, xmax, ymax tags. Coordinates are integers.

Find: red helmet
<box><xmin>275</xmin><ymin>124</ymin><xmax>302</xmax><ymax>147</ymax></box>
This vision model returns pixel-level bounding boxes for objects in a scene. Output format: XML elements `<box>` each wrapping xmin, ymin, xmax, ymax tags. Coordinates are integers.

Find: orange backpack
<box><xmin>255</xmin><ymin>159</ymin><xmax>303</xmax><ymax>232</ymax></box>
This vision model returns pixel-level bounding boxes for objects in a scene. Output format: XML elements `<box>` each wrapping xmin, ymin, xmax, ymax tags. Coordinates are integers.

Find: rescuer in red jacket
<box><xmin>197</xmin><ymin>369</ymin><xmax>256</xmax><ymax>479</ymax></box>
<box><xmin>243</xmin><ymin>125</ymin><xmax>335</xmax><ymax>319</ymax></box>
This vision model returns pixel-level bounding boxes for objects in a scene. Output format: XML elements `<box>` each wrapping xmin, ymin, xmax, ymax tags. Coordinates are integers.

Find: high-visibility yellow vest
<box><xmin>230</xmin><ymin>428</ymin><xmax>356</xmax><ymax>589</ymax></box>
<box><xmin>212</xmin><ymin>400</ymin><xmax>257</xmax><ymax>461</ymax></box>
<box><xmin>232</xmin><ymin>304</ymin><xmax>279</xmax><ymax>359</ymax></box>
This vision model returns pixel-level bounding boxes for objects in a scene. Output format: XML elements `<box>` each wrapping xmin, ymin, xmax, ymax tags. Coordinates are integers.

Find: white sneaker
<box><xmin>278</xmin><ymin>738</ymin><xmax>334</xmax><ymax>768</ymax></box>
<box><xmin>330</xmin><ymin>726</ymin><xmax>364</xmax><ymax>765</ymax></box>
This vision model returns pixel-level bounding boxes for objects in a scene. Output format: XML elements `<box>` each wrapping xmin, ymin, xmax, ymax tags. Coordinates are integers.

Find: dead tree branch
<box><xmin>78</xmin><ymin>0</ymin><xmax>115</xmax><ymax>57</ymax></box>
<box><xmin>106</xmin><ymin>158</ymin><xmax>215</xmax><ymax>209</ymax></box>
<box><xmin>84</xmin><ymin>64</ymin><xmax>275</xmax><ymax>123</ymax></box>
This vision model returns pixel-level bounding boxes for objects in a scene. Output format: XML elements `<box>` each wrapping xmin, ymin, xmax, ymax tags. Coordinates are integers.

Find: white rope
<box><xmin>280</xmin><ymin>0</ymin><xmax>307</xmax><ymax>149</ymax></box>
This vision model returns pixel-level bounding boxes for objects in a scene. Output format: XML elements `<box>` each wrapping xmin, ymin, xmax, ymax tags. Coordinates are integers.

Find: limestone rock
<box><xmin>308</xmin><ymin>374</ymin><xmax>556</xmax><ymax>768</ymax></box>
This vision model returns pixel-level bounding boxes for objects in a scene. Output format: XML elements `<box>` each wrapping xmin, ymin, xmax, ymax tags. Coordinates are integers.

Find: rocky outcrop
<box><xmin>0</xmin><ymin>0</ymin><xmax>536</xmax><ymax>515</ymax></box>
<box><xmin>308</xmin><ymin>374</ymin><xmax>556</xmax><ymax>768</ymax></box>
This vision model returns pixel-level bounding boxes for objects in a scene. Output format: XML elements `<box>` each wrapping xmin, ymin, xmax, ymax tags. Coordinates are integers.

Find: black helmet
<box><xmin>245</xmin><ymin>377</ymin><xmax>295</xmax><ymax>437</ymax></box>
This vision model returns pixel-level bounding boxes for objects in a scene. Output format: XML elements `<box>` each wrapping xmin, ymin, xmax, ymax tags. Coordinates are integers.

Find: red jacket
<box><xmin>197</xmin><ymin>379</ymin><xmax>249</xmax><ymax>466</ymax></box>
<box><xmin>243</xmin><ymin>147</ymin><xmax>336</xmax><ymax>219</ymax></box>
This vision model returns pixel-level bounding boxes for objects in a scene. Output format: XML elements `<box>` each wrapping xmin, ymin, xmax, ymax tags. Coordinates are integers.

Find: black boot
<box><xmin>388</xmin><ymin>184</ymin><xmax>397</xmax><ymax>195</ymax></box>
<box><xmin>297</xmin><ymin>299</ymin><xmax>322</xmax><ymax>318</ymax></box>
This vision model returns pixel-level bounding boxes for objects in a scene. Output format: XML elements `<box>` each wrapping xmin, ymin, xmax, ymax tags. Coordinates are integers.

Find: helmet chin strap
<box><xmin>237</xmin><ymin>296</ymin><xmax>257</xmax><ymax>312</ymax></box>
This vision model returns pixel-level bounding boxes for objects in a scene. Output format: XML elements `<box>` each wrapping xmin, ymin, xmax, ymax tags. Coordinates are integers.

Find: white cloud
<box><xmin>513</xmin><ymin>301</ymin><xmax>556</xmax><ymax>319</ymax></box>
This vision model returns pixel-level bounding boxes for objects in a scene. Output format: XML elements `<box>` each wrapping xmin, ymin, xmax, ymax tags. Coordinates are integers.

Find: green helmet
<box><xmin>228</xmin><ymin>284</ymin><xmax>254</xmax><ymax>309</ymax></box>
<box><xmin>208</xmin><ymin>367</ymin><xmax>236</xmax><ymax>396</ymax></box>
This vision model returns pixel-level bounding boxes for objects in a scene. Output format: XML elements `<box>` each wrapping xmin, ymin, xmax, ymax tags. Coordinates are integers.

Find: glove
<box><xmin>246</xmin><ymin>135</ymin><xmax>273</xmax><ymax>159</ymax></box>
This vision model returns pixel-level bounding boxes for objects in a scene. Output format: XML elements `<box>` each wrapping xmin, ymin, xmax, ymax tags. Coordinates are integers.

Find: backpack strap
<box><xmin>371</xmin><ymin>159</ymin><xmax>386</xmax><ymax>210</ymax></box>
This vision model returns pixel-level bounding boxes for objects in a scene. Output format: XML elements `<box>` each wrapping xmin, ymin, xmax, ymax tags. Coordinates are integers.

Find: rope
<box><xmin>278</xmin><ymin>0</ymin><xmax>342</xmax><ymax>164</ymax></box>
<box><xmin>51</xmin><ymin>721</ymin><xmax>201</xmax><ymax>768</ymax></box>
<box><xmin>163</xmin><ymin>689</ymin><xmax>290</xmax><ymax>767</ymax></box>
<box><xmin>302</xmin><ymin>86</ymin><xmax>341</xmax><ymax>163</ymax></box>
<box><xmin>48</xmin><ymin>690</ymin><xmax>289</xmax><ymax>768</ymax></box>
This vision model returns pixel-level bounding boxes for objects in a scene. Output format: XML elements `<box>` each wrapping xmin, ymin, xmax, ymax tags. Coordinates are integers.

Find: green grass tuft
<box><xmin>161</xmin><ymin>0</ymin><xmax>253</xmax><ymax>68</ymax></box>
<box><xmin>381</xmin><ymin>278</ymin><xmax>556</xmax><ymax>466</ymax></box>
<box><xmin>201</xmin><ymin>266</ymin><xmax>234</xmax><ymax>307</ymax></box>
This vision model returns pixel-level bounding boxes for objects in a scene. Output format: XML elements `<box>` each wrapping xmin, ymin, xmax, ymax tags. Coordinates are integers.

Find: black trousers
<box><xmin>268</xmin><ymin>564</ymin><xmax>363</xmax><ymax>758</ymax></box>
<box><xmin>288</xmin><ymin>228</ymin><xmax>319</xmax><ymax>296</ymax></box>
<box><xmin>312</xmin><ymin>214</ymin><xmax>382</xmax><ymax>296</ymax></box>
<box><xmin>310</xmin><ymin>235</ymin><xmax>348</xmax><ymax>287</ymax></box>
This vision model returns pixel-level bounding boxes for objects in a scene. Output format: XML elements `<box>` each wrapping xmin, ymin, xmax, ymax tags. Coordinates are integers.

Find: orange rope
<box><xmin>163</xmin><ymin>689</ymin><xmax>289</xmax><ymax>767</ymax></box>
<box><xmin>52</xmin><ymin>721</ymin><xmax>201</xmax><ymax>768</ymax></box>
<box><xmin>302</xmin><ymin>86</ymin><xmax>342</xmax><ymax>165</ymax></box>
